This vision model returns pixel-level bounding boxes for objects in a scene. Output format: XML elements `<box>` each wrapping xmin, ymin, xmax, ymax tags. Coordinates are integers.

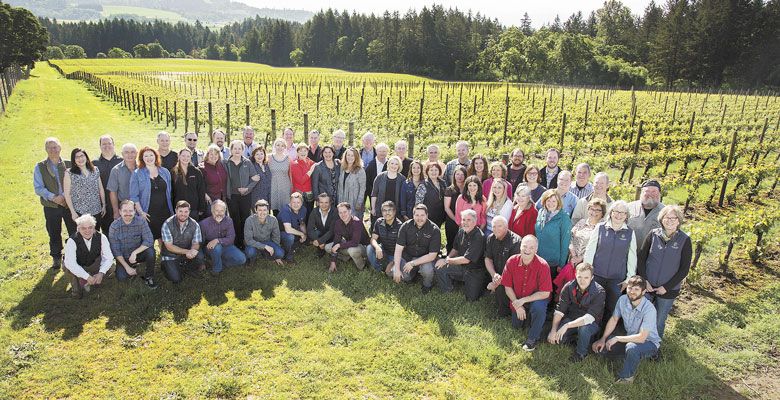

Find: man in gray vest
<box><xmin>627</xmin><ymin>180</ymin><xmax>664</xmax><ymax>245</ymax></box>
<box><xmin>34</xmin><ymin>137</ymin><xmax>76</xmax><ymax>269</ymax></box>
<box><xmin>63</xmin><ymin>214</ymin><xmax>114</xmax><ymax>299</ymax></box>
<box><xmin>161</xmin><ymin>200</ymin><xmax>205</xmax><ymax>283</ymax></box>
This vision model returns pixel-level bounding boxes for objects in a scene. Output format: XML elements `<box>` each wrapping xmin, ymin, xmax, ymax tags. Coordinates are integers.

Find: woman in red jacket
<box><xmin>508</xmin><ymin>185</ymin><xmax>537</xmax><ymax>238</ymax></box>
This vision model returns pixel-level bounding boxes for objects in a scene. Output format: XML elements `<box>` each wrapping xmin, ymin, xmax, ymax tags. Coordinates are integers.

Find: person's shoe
<box><xmin>615</xmin><ymin>376</ymin><xmax>635</xmax><ymax>384</ymax></box>
<box><xmin>421</xmin><ymin>285</ymin><xmax>432</xmax><ymax>294</ymax></box>
<box><xmin>650</xmin><ymin>349</ymin><xmax>662</xmax><ymax>362</ymax></box>
<box><xmin>522</xmin><ymin>340</ymin><xmax>537</xmax><ymax>352</ymax></box>
<box><xmin>315</xmin><ymin>249</ymin><xmax>326</xmax><ymax>258</ymax></box>
<box><xmin>143</xmin><ymin>277</ymin><xmax>159</xmax><ymax>289</ymax></box>
<box><xmin>51</xmin><ymin>256</ymin><xmax>62</xmax><ymax>270</ymax></box>
<box><xmin>209</xmin><ymin>270</ymin><xmax>220</xmax><ymax>277</ymax></box>
<box><xmin>570</xmin><ymin>352</ymin><xmax>586</xmax><ymax>363</ymax></box>
<box><xmin>285</xmin><ymin>257</ymin><xmax>297</xmax><ymax>265</ymax></box>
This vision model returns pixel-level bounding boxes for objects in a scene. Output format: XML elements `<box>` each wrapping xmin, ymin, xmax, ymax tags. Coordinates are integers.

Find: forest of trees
<box><xmin>41</xmin><ymin>0</ymin><xmax>780</xmax><ymax>88</ymax></box>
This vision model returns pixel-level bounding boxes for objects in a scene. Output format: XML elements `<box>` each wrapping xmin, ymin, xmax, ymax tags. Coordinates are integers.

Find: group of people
<box><xmin>35</xmin><ymin>128</ymin><xmax>692</xmax><ymax>384</ymax></box>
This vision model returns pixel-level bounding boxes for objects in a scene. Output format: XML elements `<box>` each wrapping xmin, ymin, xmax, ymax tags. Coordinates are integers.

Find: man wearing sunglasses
<box><xmin>183</xmin><ymin>132</ymin><xmax>204</xmax><ymax>167</ymax></box>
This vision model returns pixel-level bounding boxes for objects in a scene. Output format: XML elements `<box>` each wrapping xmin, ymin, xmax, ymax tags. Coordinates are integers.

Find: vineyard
<box><xmin>51</xmin><ymin>58</ymin><xmax>780</xmax><ymax>275</ymax></box>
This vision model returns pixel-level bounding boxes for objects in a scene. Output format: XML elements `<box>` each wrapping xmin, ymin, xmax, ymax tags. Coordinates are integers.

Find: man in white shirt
<box><xmin>63</xmin><ymin>214</ymin><xmax>114</xmax><ymax>299</ymax></box>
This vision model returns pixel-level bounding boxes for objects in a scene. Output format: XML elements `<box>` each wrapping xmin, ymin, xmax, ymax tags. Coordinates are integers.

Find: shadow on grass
<box><xmin>8</xmin><ymin>248</ymin><xmax>752</xmax><ymax>399</ymax></box>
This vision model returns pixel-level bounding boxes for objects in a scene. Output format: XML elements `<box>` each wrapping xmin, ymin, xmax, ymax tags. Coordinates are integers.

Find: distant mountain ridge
<box><xmin>6</xmin><ymin>0</ymin><xmax>314</xmax><ymax>24</ymax></box>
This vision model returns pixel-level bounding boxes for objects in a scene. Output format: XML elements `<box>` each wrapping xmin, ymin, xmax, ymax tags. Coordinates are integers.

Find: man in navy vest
<box><xmin>548</xmin><ymin>262</ymin><xmax>606</xmax><ymax>362</ymax></box>
<box><xmin>34</xmin><ymin>137</ymin><xmax>76</xmax><ymax>269</ymax></box>
<box><xmin>161</xmin><ymin>200</ymin><xmax>205</xmax><ymax>283</ymax></box>
<box><xmin>63</xmin><ymin>214</ymin><xmax>114</xmax><ymax>299</ymax></box>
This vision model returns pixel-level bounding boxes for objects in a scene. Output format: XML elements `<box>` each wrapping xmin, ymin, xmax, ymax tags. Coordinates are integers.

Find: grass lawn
<box><xmin>0</xmin><ymin>63</ymin><xmax>777</xmax><ymax>399</ymax></box>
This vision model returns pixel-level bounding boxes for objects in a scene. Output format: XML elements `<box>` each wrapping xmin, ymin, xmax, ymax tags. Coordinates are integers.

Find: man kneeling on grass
<box><xmin>592</xmin><ymin>275</ymin><xmax>661</xmax><ymax>384</ymax></box>
<box><xmin>199</xmin><ymin>200</ymin><xmax>247</xmax><ymax>276</ymax></box>
<box><xmin>500</xmin><ymin>235</ymin><xmax>552</xmax><ymax>351</ymax></box>
<box><xmin>244</xmin><ymin>200</ymin><xmax>285</xmax><ymax>265</ymax></box>
<box><xmin>547</xmin><ymin>262</ymin><xmax>605</xmax><ymax>362</ymax></box>
<box><xmin>161</xmin><ymin>200</ymin><xmax>205</xmax><ymax>283</ymax></box>
<box><xmin>109</xmin><ymin>199</ymin><xmax>157</xmax><ymax>289</ymax></box>
<box><xmin>326</xmin><ymin>202</ymin><xmax>369</xmax><ymax>272</ymax></box>
<box><xmin>434</xmin><ymin>209</ymin><xmax>486</xmax><ymax>301</ymax></box>
<box><xmin>64</xmin><ymin>214</ymin><xmax>114</xmax><ymax>299</ymax></box>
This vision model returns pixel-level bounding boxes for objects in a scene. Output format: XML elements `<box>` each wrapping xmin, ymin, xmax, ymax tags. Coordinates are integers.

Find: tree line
<box><xmin>31</xmin><ymin>1</ymin><xmax>780</xmax><ymax>88</ymax></box>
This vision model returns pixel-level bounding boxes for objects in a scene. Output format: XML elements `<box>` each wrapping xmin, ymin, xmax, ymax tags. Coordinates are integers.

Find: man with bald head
<box><xmin>501</xmin><ymin>235</ymin><xmax>552</xmax><ymax>351</ymax></box>
<box><xmin>434</xmin><ymin>209</ymin><xmax>486</xmax><ymax>301</ymax></box>
<box><xmin>485</xmin><ymin>216</ymin><xmax>522</xmax><ymax>317</ymax></box>
<box><xmin>157</xmin><ymin>131</ymin><xmax>178</xmax><ymax>171</ymax></box>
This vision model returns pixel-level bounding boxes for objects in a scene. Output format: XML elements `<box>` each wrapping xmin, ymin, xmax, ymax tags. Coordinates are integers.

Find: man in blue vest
<box><xmin>161</xmin><ymin>200</ymin><xmax>205</xmax><ymax>283</ymax></box>
<box><xmin>34</xmin><ymin>137</ymin><xmax>76</xmax><ymax>269</ymax></box>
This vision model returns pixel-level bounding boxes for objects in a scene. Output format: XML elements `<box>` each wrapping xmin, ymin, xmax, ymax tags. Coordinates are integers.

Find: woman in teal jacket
<box><xmin>534</xmin><ymin>189</ymin><xmax>571</xmax><ymax>279</ymax></box>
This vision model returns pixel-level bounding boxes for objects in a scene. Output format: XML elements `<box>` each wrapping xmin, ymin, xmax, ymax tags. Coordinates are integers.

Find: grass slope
<box><xmin>0</xmin><ymin>63</ymin><xmax>775</xmax><ymax>399</ymax></box>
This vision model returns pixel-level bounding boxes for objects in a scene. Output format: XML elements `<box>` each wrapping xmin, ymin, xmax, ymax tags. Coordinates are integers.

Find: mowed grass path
<box><xmin>0</xmin><ymin>63</ymin><xmax>763</xmax><ymax>399</ymax></box>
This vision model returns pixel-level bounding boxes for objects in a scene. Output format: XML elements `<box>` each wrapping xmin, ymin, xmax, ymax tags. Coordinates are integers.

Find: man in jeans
<box><xmin>391</xmin><ymin>204</ymin><xmax>441</xmax><ymax>293</ymax></box>
<box><xmin>279</xmin><ymin>192</ymin><xmax>308</xmax><ymax>264</ymax></box>
<box><xmin>109</xmin><ymin>200</ymin><xmax>157</xmax><ymax>289</ymax></box>
<box><xmin>161</xmin><ymin>201</ymin><xmax>205</xmax><ymax>283</ymax></box>
<box><xmin>199</xmin><ymin>200</ymin><xmax>247</xmax><ymax>276</ymax></box>
<box><xmin>434</xmin><ymin>209</ymin><xmax>485</xmax><ymax>301</ymax></box>
<box><xmin>367</xmin><ymin>201</ymin><xmax>402</xmax><ymax>274</ymax></box>
<box><xmin>593</xmin><ymin>275</ymin><xmax>661</xmax><ymax>384</ymax></box>
<box><xmin>244</xmin><ymin>200</ymin><xmax>285</xmax><ymax>265</ymax></box>
<box><xmin>501</xmin><ymin>235</ymin><xmax>552</xmax><ymax>351</ymax></box>
<box><xmin>548</xmin><ymin>262</ymin><xmax>606</xmax><ymax>362</ymax></box>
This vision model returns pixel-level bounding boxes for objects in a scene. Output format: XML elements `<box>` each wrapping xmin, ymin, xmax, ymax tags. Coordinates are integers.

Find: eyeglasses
<box><xmin>527</xmin><ymin>171</ymin><xmax>538</xmax><ymax>176</ymax></box>
<box><xmin>663</xmin><ymin>216</ymin><xmax>679</xmax><ymax>221</ymax></box>
<box><xmin>611</xmin><ymin>210</ymin><xmax>627</xmax><ymax>215</ymax></box>
<box><xmin>186</xmin><ymin>138</ymin><xmax>198</xmax><ymax>142</ymax></box>
<box><xmin>588</xmin><ymin>207</ymin><xmax>603</xmax><ymax>213</ymax></box>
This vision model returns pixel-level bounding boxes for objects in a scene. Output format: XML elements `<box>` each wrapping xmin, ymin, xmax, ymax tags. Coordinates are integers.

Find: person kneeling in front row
<box><xmin>199</xmin><ymin>200</ymin><xmax>247</xmax><ymax>276</ymax></box>
<box><xmin>592</xmin><ymin>275</ymin><xmax>661</xmax><ymax>384</ymax></box>
<box><xmin>161</xmin><ymin>200</ymin><xmax>205</xmax><ymax>282</ymax></box>
<box><xmin>391</xmin><ymin>204</ymin><xmax>441</xmax><ymax>293</ymax></box>
<box><xmin>326</xmin><ymin>202</ymin><xmax>369</xmax><ymax>272</ymax></box>
<box><xmin>109</xmin><ymin>199</ymin><xmax>157</xmax><ymax>289</ymax></box>
<box><xmin>501</xmin><ymin>235</ymin><xmax>552</xmax><ymax>351</ymax></box>
<box><xmin>434</xmin><ymin>209</ymin><xmax>486</xmax><ymax>301</ymax></box>
<box><xmin>244</xmin><ymin>200</ymin><xmax>285</xmax><ymax>265</ymax></box>
<box><xmin>64</xmin><ymin>214</ymin><xmax>114</xmax><ymax>299</ymax></box>
<box><xmin>548</xmin><ymin>262</ymin><xmax>606</xmax><ymax>362</ymax></box>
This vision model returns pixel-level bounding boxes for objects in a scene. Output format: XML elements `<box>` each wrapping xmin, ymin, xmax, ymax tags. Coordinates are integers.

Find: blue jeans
<box><xmin>511</xmin><ymin>299</ymin><xmax>549</xmax><ymax>342</ymax></box>
<box><xmin>595</xmin><ymin>275</ymin><xmax>623</xmax><ymax>319</ymax></box>
<box><xmin>203</xmin><ymin>244</ymin><xmax>247</xmax><ymax>273</ymax></box>
<box><xmin>280</xmin><ymin>232</ymin><xmax>299</xmax><ymax>260</ymax></box>
<box><xmin>607</xmin><ymin>339</ymin><xmax>659</xmax><ymax>379</ymax></box>
<box><xmin>366</xmin><ymin>245</ymin><xmax>393</xmax><ymax>272</ymax></box>
<box><xmin>647</xmin><ymin>294</ymin><xmax>676</xmax><ymax>338</ymax></box>
<box><xmin>162</xmin><ymin>252</ymin><xmax>205</xmax><ymax>283</ymax></box>
<box><xmin>559</xmin><ymin>319</ymin><xmax>601</xmax><ymax>357</ymax></box>
<box><xmin>245</xmin><ymin>241</ymin><xmax>285</xmax><ymax>261</ymax></box>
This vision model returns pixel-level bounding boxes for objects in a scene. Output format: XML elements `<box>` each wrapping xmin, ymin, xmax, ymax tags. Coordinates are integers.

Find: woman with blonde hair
<box><xmin>484</xmin><ymin>178</ymin><xmax>512</xmax><ymax>236</ymax></box>
<box><xmin>534</xmin><ymin>189</ymin><xmax>572</xmax><ymax>277</ymax></box>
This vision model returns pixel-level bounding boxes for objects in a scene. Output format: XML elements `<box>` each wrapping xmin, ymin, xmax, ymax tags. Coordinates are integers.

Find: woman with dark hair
<box><xmin>249</xmin><ymin>146</ymin><xmax>272</xmax><ymax>206</ymax></box>
<box><xmin>519</xmin><ymin>164</ymin><xmax>546</xmax><ymax>203</ymax></box>
<box><xmin>130</xmin><ymin>146</ymin><xmax>172</xmax><ymax>240</ymax></box>
<box><xmin>415</xmin><ymin>162</ymin><xmax>446</xmax><ymax>227</ymax></box>
<box><xmin>291</xmin><ymin>143</ymin><xmax>316</xmax><ymax>217</ymax></box>
<box><xmin>455</xmin><ymin>175</ymin><xmax>487</xmax><ymax>231</ymax></box>
<box><xmin>443</xmin><ymin>165</ymin><xmax>467</xmax><ymax>252</ymax></box>
<box><xmin>311</xmin><ymin>145</ymin><xmax>340</xmax><ymax>203</ymax></box>
<box><xmin>225</xmin><ymin>140</ymin><xmax>258</xmax><ymax>248</ymax></box>
<box><xmin>337</xmin><ymin>147</ymin><xmax>366</xmax><ymax>217</ymax></box>
<box><xmin>202</xmin><ymin>144</ymin><xmax>228</xmax><ymax>208</ymax></box>
<box><xmin>482</xmin><ymin>161</ymin><xmax>513</xmax><ymax>199</ymax></box>
<box><xmin>467</xmin><ymin>154</ymin><xmax>489</xmax><ymax>182</ymax></box>
<box><xmin>64</xmin><ymin>148</ymin><xmax>105</xmax><ymax>227</ymax></box>
<box><xmin>399</xmin><ymin>160</ymin><xmax>424</xmax><ymax>221</ymax></box>
<box><xmin>171</xmin><ymin>148</ymin><xmax>207</xmax><ymax>220</ymax></box>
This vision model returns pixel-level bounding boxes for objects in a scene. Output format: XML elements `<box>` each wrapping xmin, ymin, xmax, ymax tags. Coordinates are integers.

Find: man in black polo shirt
<box><xmin>485</xmin><ymin>216</ymin><xmax>522</xmax><ymax>317</ymax></box>
<box><xmin>93</xmin><ymin>134</ymin><xmax>121</xmax><ymax>233</ymax></box>
<box><xmin>548</xmin><ymin>262</ymin><xmax>606</xmax><ymax>362</ymax></box>
<box><xmin>434</xmin><ymin>209</ymin><xmax>486</xmax><ymax>301</ymax></box>
<box><xmin>392</xmin><ymin>204</ymin><xmax>441</xmax><ymax>293</ymax></box>
<box><xmin>368</xmin><ymin>201</ymin><xmax>402</xmax><ymax>274</ymax></box>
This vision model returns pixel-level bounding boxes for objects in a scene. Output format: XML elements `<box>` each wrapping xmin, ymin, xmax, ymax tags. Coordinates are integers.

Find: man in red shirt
<box><xmin>501</xmin><ymin>235</ymin><xmax>552</xmax><ymax>351</ymax></box>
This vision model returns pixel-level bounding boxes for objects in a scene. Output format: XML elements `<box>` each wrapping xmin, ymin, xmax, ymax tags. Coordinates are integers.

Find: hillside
<box><xmin>5</xmin><ymin>0</ymin><xmax>313</xmax><ymax>24</ymax></box>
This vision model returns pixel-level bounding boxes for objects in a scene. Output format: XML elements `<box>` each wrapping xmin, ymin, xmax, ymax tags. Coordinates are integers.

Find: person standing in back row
<box><xmin>34</xmin><ymin>137</ymin><xmax>76</xmax><ymax>269</ymax></box>
<box><xmin>93</xmin><ymin>135</ymin><xmax>121</xmax><ymax>232</ymax></box>
<box><xmin>539</xmin><ymin>148</ymin><xmax>560</xmax><ymax>189</ymax></box>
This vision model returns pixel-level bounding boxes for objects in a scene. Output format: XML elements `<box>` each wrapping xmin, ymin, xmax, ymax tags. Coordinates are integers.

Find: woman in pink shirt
<box><xmin>454</xmin><ymin>175</ymin><xmax>487</xmax><ymax>231</ymax></box>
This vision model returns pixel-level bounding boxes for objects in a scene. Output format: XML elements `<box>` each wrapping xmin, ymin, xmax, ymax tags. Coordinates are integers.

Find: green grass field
<box><xmin>0</xmin><ymin>63</ymin><xmax>778</xmax><ymax>399</ymax></box>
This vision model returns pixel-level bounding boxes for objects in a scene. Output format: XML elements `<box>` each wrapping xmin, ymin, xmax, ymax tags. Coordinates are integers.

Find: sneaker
<box><xmin>421</xmin><ymin>285</ymin><xmax>432</xmax><ymax>294</ymax></box>
<box><xmin>615</xmin><ymin>376</ymin><xmax>635</xmax><ymax>384</ymax></box>
<box><xmin>51</xmin><ymin>256</ymin><xmax>62</xmax><ymax>270</ymax></box>
<box><xmin>570</xmin><ymin>352</ymin><xmax>586</xmax><ymax>363</ymax></box>
<box><xmin>522</xmin><ymin>340</ymin><xmax>537</xmax><ymax>352</ymax></box>
<box><xmin>143</xmin><ymin>277</ymin><xmax>159</xmax><ymax>289</ymax></box>
<box><xmin>650</xmin><ymin>349</ymin><xmax>662</xmax><ymax>362</ymax></box>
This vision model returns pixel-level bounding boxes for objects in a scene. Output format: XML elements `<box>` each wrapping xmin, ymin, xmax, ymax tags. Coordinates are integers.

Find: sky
<box><xmin>241</xmin><ymin>0</ymin><xmax>654</xmax><ymax>27</ymax></box>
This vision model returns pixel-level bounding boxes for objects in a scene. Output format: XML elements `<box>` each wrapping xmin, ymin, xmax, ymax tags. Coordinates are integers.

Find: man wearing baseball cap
<box><xmin>627</xmin><ymin>180</ymin><xmax>664</xmax><ymax>245</ymax></box>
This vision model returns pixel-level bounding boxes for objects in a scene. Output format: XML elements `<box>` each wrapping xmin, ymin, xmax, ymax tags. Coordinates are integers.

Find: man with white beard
<box><xmin>627</xmin><ymin>180</ymin><xmax>664</xmax><ymax>245</ymax></box>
